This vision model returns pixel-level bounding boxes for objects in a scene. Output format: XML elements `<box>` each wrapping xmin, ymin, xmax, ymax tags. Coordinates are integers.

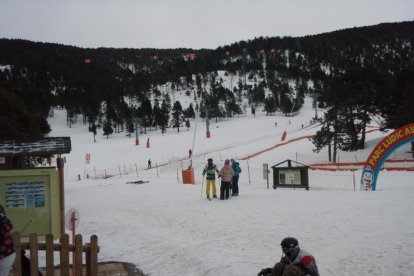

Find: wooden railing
<box><xmin>12</xmin><ymin>232</ymin><xmax>99</xmax><ymax>276</ymax></box>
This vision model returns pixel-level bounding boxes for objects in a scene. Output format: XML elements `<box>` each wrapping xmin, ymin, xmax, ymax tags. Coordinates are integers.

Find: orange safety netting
<box><xmin>239</xmin><ymin>135</ymin><xmax>313</xmax><ymax>160</ymax></box>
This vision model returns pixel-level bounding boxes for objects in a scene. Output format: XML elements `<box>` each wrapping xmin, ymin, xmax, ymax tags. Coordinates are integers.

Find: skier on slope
<box><xmin>202</xmin><ymin>158</ymin><xmax>219</xmax><ymax>200</ymax></box>
<box><xmin>258</xmin><ymin>237</ymin><xmax>319</xmax><ymax>276</ymax></box>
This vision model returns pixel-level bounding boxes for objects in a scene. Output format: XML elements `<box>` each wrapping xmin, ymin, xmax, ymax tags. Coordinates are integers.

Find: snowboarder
<box><xmin>258</xmin><ymin>237</ymin><xmax>319</xmax><ymax>276</ymax></box>
<box><xmin>148</xmin><ymin>159</ymin><xmax>152</xmax><ymax>169</ymax></box>
<box><xmin>202</xmin><ymin>158</ymin><xmax>219</xmax><ymax>200</ymax></box>
<box><xmin>231</xmin><ymin>159</ymin><xmax>241</xmax><ymax>196</ymax></box>
<box><xmin>219</xmin><ymin>159</ymin><xmax>234</xmax><ymax>200</ymax></box>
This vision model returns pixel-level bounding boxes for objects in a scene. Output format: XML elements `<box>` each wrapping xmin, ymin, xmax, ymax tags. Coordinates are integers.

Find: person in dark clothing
<box><xmin>219</xmin><ymin>159</ymin><xmax>234</xmax><ymax>200</ymax></box>
<box><xmin>258</xmin><ymin>237</ymin><xmax>319</xmax><ymax>276</ymax></box>
<box><xmin>231</xmin><ymin>159</ymin><xmax>241</xmax><ymax>196</ymax></box>
<box><xmin>148</xmin><ymin>159</ymin><xmax>152</xmax><ymax>169</ymax></box>
<box><xmin>0</xmin><ymin>204</ymin><xmax>15</xmax><ymax>276</ymax></box>
<box><xmin>21</xmin><ymin>249</ymin><xmax>42</xmax><ymax>276</ymax></box>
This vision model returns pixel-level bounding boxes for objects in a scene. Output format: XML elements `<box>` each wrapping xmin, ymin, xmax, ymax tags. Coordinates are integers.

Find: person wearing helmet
<box><xmin>258</xmin><ymin>237</ymin><xmax>319</xmax><ymax>276</ymax></box>
<box><xmin>202</xmin><ymin>158</ymin><xmax>220</xmax><ymax>200</ymax></box>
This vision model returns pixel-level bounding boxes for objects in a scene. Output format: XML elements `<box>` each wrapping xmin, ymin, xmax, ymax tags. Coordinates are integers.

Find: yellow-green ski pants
<box><xmin>206</xmin><ymin>180</ymin><xmax>217</xmax><ymax>197</ymax></box>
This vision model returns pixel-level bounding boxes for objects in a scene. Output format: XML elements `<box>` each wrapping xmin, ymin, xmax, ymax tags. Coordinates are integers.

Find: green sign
<box><xmin>0</xmin><ymin>168</ymin><xmax>61</xmax><ymax>237</ymax></box>
<box><xmin>263</xmin><ymin>163</ymin><xmax>269</xmax><ymax>180</ymax></box>
<box><xmin>278</xmin><ymin>168</ymin><xmax>301</xmax><ymax>185</ymax></box>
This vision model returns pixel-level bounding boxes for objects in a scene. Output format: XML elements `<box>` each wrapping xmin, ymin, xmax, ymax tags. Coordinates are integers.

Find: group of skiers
<box><xmin>202</xmin><ymin>158</ymin><xmax>241</xmax><ymax>200</ymax></box>
<box><xmin>202</xmin><ymin>159</ymin><xmax>320</xmax><ymax>275</ymax></box>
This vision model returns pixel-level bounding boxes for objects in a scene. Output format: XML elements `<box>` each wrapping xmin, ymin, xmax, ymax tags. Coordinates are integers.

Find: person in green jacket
<box><xmin>202</xmin><ymin>158</ymin><xmax>219</xmax><ymax>200</ymax></box>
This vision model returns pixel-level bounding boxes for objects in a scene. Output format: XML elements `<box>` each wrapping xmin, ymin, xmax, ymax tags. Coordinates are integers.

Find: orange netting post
<box><xmin>281</xmin><ymin>131</ymin><xmax>287</xmax><ymax>141</ymax></box>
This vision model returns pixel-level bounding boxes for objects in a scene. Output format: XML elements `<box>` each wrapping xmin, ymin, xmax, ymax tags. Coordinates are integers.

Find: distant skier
<box><xmin>148</xmin><ymin>159</ymin><xmax>152</xmax><ymax>169</ymax></box>
<box><xmin>219</xmin><ymin>159</ymin><xmax>234</xmax><ymax>200</ymax></box>
<box><xmin>202</xmin><ymin>158</ymin><xmax>219</xmax><ymax>200</ymax></box>
<box><xmin>258</xmin><ymin>237</ymin><xmax>319</xmax><ymax>276</ymax></box>
<box><xmin>231</xmin><ymin>159</ymin><xmax>241</xmax><ymax>196</ymax></box>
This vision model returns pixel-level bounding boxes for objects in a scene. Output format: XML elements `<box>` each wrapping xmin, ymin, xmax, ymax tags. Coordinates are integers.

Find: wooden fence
<box><xmin>12</xmin><ymin>232</ymin><xmax>99</xmax><ymax>276</ymax></box>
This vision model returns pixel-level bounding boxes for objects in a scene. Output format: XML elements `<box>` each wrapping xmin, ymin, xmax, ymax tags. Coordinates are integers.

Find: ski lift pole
<box><xmin>205</xmin><ymin>107</ymin><xmax>211</xmax><ymax>138</ymax></box>
<box><xmin>281</xmin><ymin>101</ymin><xmax>297</xmax><ymax>141</ymax></box>
<box><xmin>190</xmin><ymin>114</ymin><xmax>199</xmax><ymax>169</ymax></box>
<box><xmin>134</xmin><ymin>117</ymin><xmax>139</xmax><ymax>145</ymax></box>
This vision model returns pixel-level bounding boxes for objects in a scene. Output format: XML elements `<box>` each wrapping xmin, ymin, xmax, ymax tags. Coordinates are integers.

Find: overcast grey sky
<box><xmin>1</xmin><ymin>0</ymin><xmax>413</xmax><ymax>49</ymax></box>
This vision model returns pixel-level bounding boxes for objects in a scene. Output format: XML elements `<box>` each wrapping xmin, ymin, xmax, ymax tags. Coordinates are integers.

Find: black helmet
<box><xmin>281</xmin><ymin>237</ymin><xmax>299</xmax><ymax>257</ymax></box>
<box><xmin>207</xmin><ymin>158</ymin><xmax>213</xmax><ymax>162</ymax></box>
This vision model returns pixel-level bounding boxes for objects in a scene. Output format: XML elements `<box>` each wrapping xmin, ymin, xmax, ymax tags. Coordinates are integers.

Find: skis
<box><xmin>206</xmin><ymin>196</ymin><xmax>219</xmax><ymax>201</ymax></box>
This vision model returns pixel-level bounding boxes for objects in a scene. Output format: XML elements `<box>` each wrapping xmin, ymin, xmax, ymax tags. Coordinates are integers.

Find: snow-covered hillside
<box><xmin>48</xmin><ymin>92</ymin><xmax>414</xmax><ymax>276</ymax></box>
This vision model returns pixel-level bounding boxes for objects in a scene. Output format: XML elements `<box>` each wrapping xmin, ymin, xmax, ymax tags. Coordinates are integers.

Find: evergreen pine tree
<box><xmin>171</xmin><ymin>101</ymin><xmax>184</xmax><ymax>132</ymax></box>
<box><xmin>103</xmin><ymin>120</ymin><xmax>114</xmax><ymax>139</ymax></box>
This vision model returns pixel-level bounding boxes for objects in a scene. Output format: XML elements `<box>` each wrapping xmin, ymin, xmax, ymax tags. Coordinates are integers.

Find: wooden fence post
<box><xmin>86</xmin><ymin>235</ymin><xmax>99</xmax><ymax>276</ymax></box>
<box><xmin>74</xmin><ymin>234</ymin><xmax>83</xmax><ymax>275</ymax></box>
<box><xmin>46</xmin><ymin>234</ymin><xmax>55</xmax><ymax>275</ymax></box>
<box><xmin>12</xmin><ymin>232</ymin><xmax>99</xmax><ymax>276</ymax></box>
<box><xmin>12</xmin><ymin>232</ymin><xmax>22</xmax><ymax>276</ymax></box>
<box><xmin>29</xmin><ymin>233</ymin><xmax>39</xmax><ymax>276</ymax></box>
<box><xmin>60</xmin><ymin>234</ymin><xmax>70</xmax><ymax>275</ymax></box>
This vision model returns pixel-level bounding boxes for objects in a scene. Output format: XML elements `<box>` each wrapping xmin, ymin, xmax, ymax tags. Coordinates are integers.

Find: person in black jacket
<box><xmin>231</xmin><ymin>159</ymin><xmax>241</xmax><ymax>196</ymax></box>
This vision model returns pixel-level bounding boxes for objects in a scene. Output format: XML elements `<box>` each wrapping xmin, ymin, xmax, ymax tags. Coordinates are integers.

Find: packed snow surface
<box><xmin>48</xmin><ymin>96</ymin><xmax>414</xmax><ymax>276</ymax></box>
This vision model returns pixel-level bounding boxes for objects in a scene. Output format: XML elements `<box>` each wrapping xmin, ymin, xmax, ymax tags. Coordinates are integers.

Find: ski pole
<box><xmin>200</xmin><ymin>176</ymin><xmax>205</xmax><ymax>197</ymax></box>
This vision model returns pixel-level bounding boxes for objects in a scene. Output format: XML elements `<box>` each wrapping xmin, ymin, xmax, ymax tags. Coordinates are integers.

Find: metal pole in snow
<box><xmin>247</xmin><ymin>160</ymin><xmax>251</xmax><ymax>185</ymax></box>
<box><xmin>353</xmin><ymin>171</ymin><xmax>356</xmax><ymax>191</ymax></box>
